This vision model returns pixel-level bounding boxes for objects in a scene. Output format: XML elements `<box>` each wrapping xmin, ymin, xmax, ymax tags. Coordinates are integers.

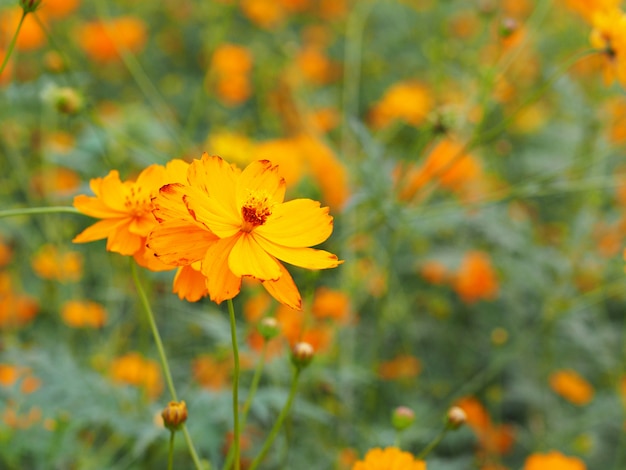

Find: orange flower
<box><xmin>148</xmin><ymin>154</ymin><xmax>342</xmax><ymax>309</ymax></box>
<box><xmin>31</xmin><ymin>244</ymin><xmax>83</xmax><ymax>282</ymax></box>
<box><xmin>453</xmin><ymin>251</ymin><xmax>499</xmax><ymax>304</ymax></box>
<box><xmin>589</xmin><ymin>8</ymin><xmax>626</xmax><ymax>86</ymax></box>
<box><xmin>378</xmin><ymin>355</ymin><xmax>422</xmax><ymax>381</ymax></box>
<box><xmin>549</xmin><ymin>370</ymin><xmax>594</xmax><ymax>405</ymax></box>
<box><xmin>240</xmin><ymin>0</ymin><xmax>285</xmax><ymax>28</ymax></box>
<box><xmin>455</xmin><ymin>397</ymin><xmax>515</xmax><ymax>456</ymax></box>
<box><xmin>352</xmin><ymin>447</ymin><xmax>426</xmax><ymax>470</ymax></box>
<box><xmin>192</xmin><ymin>355</ymin><xmax>231</xmax><ymax>391</ymax></box>
<box><xmin>420</xmin><ymin>260</ymin><xmax>448</xmax><ymax>285</ymax></box>
<box><xmin>30</xmin><ymin>166</ymin><xmax>80</xmax><ymax>198</ymax></box>
<box><xmin>0</xmin><ymin>7</ymin><xmax>46</xmax><ymax>51</ymax></box>
<box><xmin>369</xmin><ymin>81</ymin><xmax>432</xmax><ymax>129</ymax></box>
<box><xmin>110</xmin><ymin>352</ymin><xmax>163</xmax><ymax>400</ymax></box>
<box><xmin>295</xmin><ymin>45</ymin><xmax>337</xmax><ymax>85</ymax></box>
<box><xmin>0</xmin><ymin>365</ymin><xmax>41</xmax><ymax>394</ymax></box>
<box><xmin>311</xmin><ymin>287</ymin><xmax>351</xmax><ymax>323</ymax></box>
<box><xmin>0</xmin><ymin>238</ymin><xmax>12</xmax><ymax>267</ymax></box>
<box><xmin>211</xmin><ymin>44</ymin><xmax>253</xmax><ymax>76</ymax></box>
<box><xmin>523</xmin><ymin>450</ymin><xmax>586</xmax><ymax>470</ymax></box>
<box><xmin>0</xmin><ymin>273</ymin><xmax>38</xmax><ymax>328</ymax></box>
<box><xmin>73</xmin><ymin>160</ymin><xmax>188</xmax><ymax>271</ymax></box>
<box><xmin>61</xmin><ymin>300</ymin><xmax>107</xmax><ymax>328</ymax></box>
<box><xmin>75</xmin><ymin>16</ymin><xmax>147</xmax><ymax>63</ymax></box>
<box><xmin>215</xmin><ymin>75</ymin><xmax>252</xmax><ymax>106</ymax></box>
<box><xmin>562</xmin><ymin>0</ymin><xmax>620</xmax><ymax>22</ymax></box>
<box><xmin>41</xmin><ymin>0</ymin><xmax>80</xmax><ymax>19</ymax></box>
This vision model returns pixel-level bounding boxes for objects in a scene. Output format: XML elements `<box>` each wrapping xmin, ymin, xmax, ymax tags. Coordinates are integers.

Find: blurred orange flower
<box><xmin>549</xmin><ymin>369</ymin><xmax>594</xmax><ymax>405</ymax></box>
<box><xmin>41</xmin><ymin>0</ymin><xmax>80</xmax><ymax>19</ymax></box>
<box><xmin>0</xmin><ymin>238</ymin><xmax>12</xmax><ymax>267</ymax></box>
<box><xmin>148</xmin><ymin>154</ymin><xmax>341</xmax><ymax>309</ymax></box>
<box><xmin>0</xmin><ymin>7</ymin><xmax>46</xmax><ymax>51</ymax></box>
<box><xmin>295</xmin><ymin>45</ymin><xmax>337</xmax><ymax>85</ymax></box>
<box><xmin>589</xmin><ymin>8</ymin><xmax>626</xmax><ymax>86</ymax></box>
<box><xmin>369</xmin><ymin>81</ymin><xmax>432</xmax><ymax>129</ymax></box>
<box><xmin>0</xmin><ymin>364</ymin><xmax>41</xmax><ymax>394</ymax></box>
<box><xmin>562</xmin><ymin>0</ymin><xmax>620</xmax><ymax>21</ymax></box>
<box><xmin>0</xmin><ymin>273</ymin><xmax>38</xmax><ymax>328</ymax></box>
<box><xmin>240</xmin><ymin>0</ymin><xmax>285</xmax><ymax>28</ymax></box>
<box><xmin>30</xmin><ymin>167</ymin><xmax>81</xmax><ymax>198</ymax></box>
<box><xmin>311</xmin><ymin>287</ymin><xmax>351</xmax><ymax>324</ymax></box>
<box><xmin>31</xmin><ymin>244</ymin><xmax>83</xmax><ymax>282</ymax></box>
<box><xmin>455</xmin><ymin>396</ymin><xmax>515</xmax><ymax>456</ymax></box>
<box><xmin>211</xmin><ymin>44</ymin><xmax>253</xmax><ymax>76</ymax></box>
<box><xmin>420</xmin><ymin>260</ymin><xmax>448</xmax><ymax>285</ymax></box>
<box><xmin>378</xmin><ymin>354</ymin><xmax>422</xmax><ymax>381</ymax></box>
<box><xmin>352</xmin><ymin>447</ymin><xmax>426</xmax><ymax>470</ymax></box>
<box><xmin>523</xmin><ymin>450</ymin><xmax>586</xmax><ymax>470</ymax></box>
<box><xmin>61</xmin><ymin>300</ymin><xmax>107</xmax><ymax>328</ymax></box>
<box><xmin>453</xmin><ymin>251</ymin><xmax>499</xmax><ymax>304</ymax></box>
<box><xmin>110</xmin><ymin>352</ymin><xmax>163</xmax><ymax>400</ymax></box>
<box><xmin>192</xmin><ymin>355</ymin><xmax>231</xmax><ymax>391</ymax></box>
<box><xmin>73</xmin><ymin>160</ymin><xmax>188</xmax><ymax>271</ymax></box>
<box><xmin>75</xmin><ymin>16</ymin><xmax>147</xmax><ymax>62</ymax></box>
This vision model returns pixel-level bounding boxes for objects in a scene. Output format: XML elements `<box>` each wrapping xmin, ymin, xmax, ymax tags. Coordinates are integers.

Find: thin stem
<box><xmin>223</xmin><ymin>342</ymin><xmax>268</xmax><ymax>470</ymax></box>
<box><xmin>227</xmin><ymin>299</ymin><xmax>241</xmax><ymax>470</ymax></box>
<box><xmin>248</xmin><ymin>368</ymin><xmax>301</xmax><ymax>470</ymax></box>
<box><xmin>0</xmin><ymin>9</ymin><xmax>26</xmax><ymax>76</ymax></box>
<box><xmin>168</xmin><ymin>431</ymin><xmax>175</xmax><ymax>470</ymax></box>
<box><xmin>129</xmin><ymin>260</ymin><xmax>203</xmax><ymax>470</ymax></box>
<box><xmin>0</xmin><ymin>206</ymin><xmax>79</xmax><ymax>219</ymax></box>
<box><xmin>415</xmin><ymin>423</ymin><xmax>453</xmax><ymax>460</ymax></box>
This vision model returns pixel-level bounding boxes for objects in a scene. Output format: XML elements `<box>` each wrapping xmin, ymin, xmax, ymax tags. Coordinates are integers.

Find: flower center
<box><xmin>241</xmin><ymin>190</ymin><xmax>272</xmax><ymax>232</ymax></box>
<box><xmin>123</xmin><ymin>186</ymin><xmax>152</xmax><ymax>217</ymax></box>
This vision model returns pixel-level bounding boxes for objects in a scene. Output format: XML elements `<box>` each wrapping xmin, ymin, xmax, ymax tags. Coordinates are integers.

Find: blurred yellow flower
<box><xmin>61</xmin><ymin>300</ymin><xmax>107</xmax><ymax>328</ymax></box>
<box><xmin>589</xmin><ymin>8</ymin><xmax>626</xmax><ymax>86</ymax></box>
<box><xmin>523</xmin><ymin>450</ymin><xmax>586</xmax><ymax>470</ymax></box>
<box><xmin>369</xmin><ymin>81</ymin><xmax>432</xmax><ymax>129</ymax></box>
<box><xmin>75</xmin><ymin>16</ymin><xmax>147</xmax><ymax>63</ymax></box>
<box><xmin>352</xmin><ymin>447</ymin><xmax>426</xmax><ymax>470</ymax></box>
<box><xmin>549</xmin><ymin>369</ymin><xmax>594</xmax><ymax>405</ymax></box>
<box><xmin>110</xmin><ymin>352</ymin><xmax>163</xmax><ymax>400</ymax></box>
<box><xmin>31</xmin><ymin>244</ymin><xmax>83</xmax><ymax>282</ymax></box>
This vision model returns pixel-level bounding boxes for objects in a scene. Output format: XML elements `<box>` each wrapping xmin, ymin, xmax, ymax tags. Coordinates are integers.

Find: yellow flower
<box><xmin>352</xmin><ymin>447</ymin><xmax>426</xmax><ymax>470</ymax></box>
<box><xmin>73</xmin><ymin>160</ymin><xmax>188</xmax><ymax>270</ymax></box>
<box><xmin>589</xmin><ymin>8</ymin><xmax>626</xmax><ymax>86</ymax></box>
<box><xmin>148</xmin><ymin>154</ymin><xmax>341</xmax><ymax>309</ymax></box>
<box><xmin>549</xmin><ymin>369</ymin><xmax>594</xmax><ymax>405</ymax></box>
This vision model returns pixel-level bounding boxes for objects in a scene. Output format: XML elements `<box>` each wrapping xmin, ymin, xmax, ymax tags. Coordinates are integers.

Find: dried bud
<box><xmin>446</xmin><ymin>406</ymin><xmax>467</xmax><ymax>429</ymax></box>
<box><xmin>161</xmin><ymin>400</ymin><xmax>188</xmax><ymax>431</ymax></box>
<box><xmin>291</xmin><ymin>342</ymin><xmax>314</xmax><ymax>370</ymax></box>
<box><xmin>19</xmin><ymin>0</ymin><xmax>42</xmax><ymax>13</ymax></box>
<box><xmin>258</xmin><ymin>317</ymin><xmax>280</xmax><ymax>341</ymax></box>
<box><xmin>391</xmin><ymin>406</ymin><xmax>415</xmax><ymax>431</ymax></box>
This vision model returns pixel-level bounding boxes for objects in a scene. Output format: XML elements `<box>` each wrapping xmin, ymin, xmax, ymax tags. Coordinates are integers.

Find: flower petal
<box><xmin>236</xmin><ymin>160</ymin><xmax>286</xmax><ymax>208</ymax></box>
<box><xmin>73</xmin><ymin>193</ymin><xmax>125</xmax><ymax>219</ymax></box>
<box><xmin>229</xmin><ymin>233</ymin><xmax>282</xmax><ymax>281</ymax></box>
<box><xmin>262</xmin><ymin>262</ymin><xmax>302</xmax><ymax>310</ymax></box>
<box><xmin>184</xmin><ymin>192</ymin><xmax>241</xmax><ymax>238</ymax></box>
<box><xmin>173</xmin><ymin>265</ymin><xmax>208</xmax><ymax>302</ymax></box>
<box><xmin>73</xmin><ymin>218</ymin><xmax>128</xmax><ymax>244</ymax></box>
<box><xmin>201</xmin><ymin>235</ymin><xmax>242</xmax><ymax>303</ymax></box>
<box><xmin>256</xmin><ymin>199</ymin><xmax>333</xmax><ymax>248</ymax></box>
<box><xmin>147</xmin><ymin>220</ymin><xmax>218</xmax><ymax>265</ymax></box>
<box><xmin>188</xmin><ymin>153</ymin><xmax>240</xmax><ymax>215</ymax></box>
<box><xmin>253</xmin><ymin>234</ymin><xmax>342</xmax><ymax>270</ymax></box>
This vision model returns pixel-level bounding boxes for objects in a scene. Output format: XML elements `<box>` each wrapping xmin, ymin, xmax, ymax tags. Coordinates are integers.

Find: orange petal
<box><xmin>188</xmin><ymin>153</ymin><xmax>240</xmax><ymax>215</ymax></box>
<box><xmin>105</xmin><ymin>221</ymin><xmax>144</xmax><ymax>255</ymax></box>
<box><xmin>229</xmin><ymin>233</ymin><xmax>282</xmax><ymax>280</ymax></box>
<box><xmin>262</xmin><ymin>262</ymin><xmax>302</xmax><ymax>310</ymax></box>
<box><xmin>184</xmin><ymin>192</ymin><xmax>240</xmax><ymax>238</ymax></box>
<box><xmin>236</xmin><ymin>160</ymin><xmax>286</xmax><ymax>207</ymax></box>
<box><xmin>153</xmin><ymin>183</ymin><xmax>192</xmax><ymax>222</ymax></box>
<box><xmin>73</xmin><ymin>218</ymin><xmax>128</xmax><ymax>244</ymax></box>
<box><xmin>256</xmin><ymin>199</ymin><xmax>333</xmax><ymax>248</ymax></box>
<box><xmin>253</xmin><ymin>234</ymin><xmax>342</xmax><ymax>270</ymax></box>
<box><xmin>73</xmin><ymin>194</ymin><xmax>125</xmax><ymax>219</ymax></box>
<box><xmin>148</xmin><ymin>219</ymin><xmax>218</xmax><ymax>265</ymax></box>
<box><xmin>201</xmin><ymin>235</ymin><xmax>242</xmax><ymax>303</ymax></box>
<box><xmin>173</xmin><ymin>265</ymin><xmax>208</xmax><ymax>302</ymax></box>
<box><xmin>128</xmin><ymin>214</ymin><xmax>157</xmax><ymax>237</ymax></box>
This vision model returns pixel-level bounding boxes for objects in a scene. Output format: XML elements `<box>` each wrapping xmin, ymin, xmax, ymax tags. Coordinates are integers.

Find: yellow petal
<box><xmin>128</xmin><ymin>214</ymin><xmax>157</xmax><ymax>237</ymax></box>
<box><xmin>201</xmin><ymin>235</ymin><xmax>242</xmax><ymax>303</ymax></box>
<box><xmin>73</xmin><ymin>218</ymin><xmax>128</xmax><ymax>244</ymax></box>
<box><xmin>253</xmin><ymin>234</ymin><xmax>342</xmax><ymax>270</ymax></box>
<box><xmin>184</xmin><ymin>192</ymin><xmax>241</xmax><ymax>238</ymax></box>
<box><xmin>236</xmin><ymin>160</ymin><xmax>286</xmax><ymax>208</ymax></box>
<box><xmin>256</xmin><ymin>199</ymin><xmax>333</xmax><ymax>248</ymax></box>
<box><xmin>262</xmin><ymin>262</ymin><xmax>302</xmax><ymax>310</ymax></box>
<box><xmin>73</xmin><ymin>194</ymin><xmax>125</xmax><ymax>219</ymax></box>
<box><xmin>105</xmin><ymin>221</ymin><xmax>144</xmax><ymax>255</ymax></box>
<box><xmin>147</xmin><ymin>220</ymin><xmax>218</xmax><ymax>265</ymax></box>
<box><xmin>188</xmin><ymin>153</ymin><xmax>240</xmax><ymax>215</ymax></box>
<box><xmin>229</xmin><ymin>233</ymin><xmax>282</xmax><ymax>280</ymax></box>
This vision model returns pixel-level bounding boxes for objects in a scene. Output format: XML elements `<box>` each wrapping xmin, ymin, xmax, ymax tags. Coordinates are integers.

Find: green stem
<box><xmin>0</xmin><ymin>9</ymin><xmax>26</xmax><ymax>77</ymax></box>
<box><xmin>0</xmin><ymin>206</ymin><xmax>79</xmax><ymax>219</ymax></box>
<box><xmin>415</xmin><ymin>423</ymin><xmax>453</xmax><ymax>460</ymax></box>
<box><xmin>168</xmin><ymin>431</ymin><xmax>175</xmax><ymax>470</ymax></box>
<box><xmin>227</xmin><ymin>299</ymin><xmax>241</xmax><ymax>470</ymax></box>
<box><xmin>129</xmin><ymin>260</ymin><xmax>203</xmax><ymax>470</ymax></box>
<box><xmin>223</xmin><ymin>342</ymin><xmax>268</xmax><ymax>470</ymax></box>
<box><xmin>248</xmin><ymin>368</ymin><xmax>301</xmax><ymax>470</ymax></box>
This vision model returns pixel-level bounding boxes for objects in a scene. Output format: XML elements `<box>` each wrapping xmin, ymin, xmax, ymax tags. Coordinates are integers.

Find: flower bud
<box><xmin>446</xmin><ymin>406</ymin><xmax>467</xmax><ymax>429</ymax></box>
<box><xmin>54</xmin><ymin>88</ymin><xmax>84</xmax><ymax>115</ymax></box>
<box><xmin>291</xmin><ymin>341</ymin><xmax>314</xmax><ymax>370</ymax></box>
<box><xmin>258</xmin><ymin>317</ymin><xmax>280</xmax><ymax>341</ymax></box>
<box><xmin>391</xmin><ymin>406</ymin><xmax>415</xmax><ymax>431</ymax></box>
<box><xmin>19</xmin><ymin>0</ymin><xmax>42</xmax><ymax>13</ymax></box>
<box><xmin>499</xmin><ymin>18</ymin><xmax>518</xmax><ymax>38</ymax></box>
<box><xmin>161</xmin><ymin>400</ymin><xmax>188</xmax><ymax>431</ymax></box>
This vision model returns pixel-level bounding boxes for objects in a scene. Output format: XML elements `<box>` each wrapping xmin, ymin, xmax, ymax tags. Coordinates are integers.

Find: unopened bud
<box><xmin>161</xmin><ymin>400</ymin><xmax>188</xmax><ymax>432</ymax></box>
<box><xmin>54</xmin><ymin>88</ymin><xmax>84</xmax><ymax>115</ymax></box>
<box><xmin>446</xmin><ymin>406</ymin><xmax>467</xmax><ymax>429</ymax></box>
<box><xmin>500</xmin><ymin>18</ymin><xmax>518</xmax><ymax>38</ymax></box>
<box><xmin>258</xmin><ymin>317</ymin><xmax>280</xmax><ymax>341</ymax></box>
<box><xmin>391</xmin><ymin>406</ymin><xmax>415</xmax><ymax>431</ymax></box>
<box><xmin>291</xmin><ymin>342</ymin><xmax>314</xmax><ymax>370</ymax></box>
<box><xmin>19</xmin><ymin>0</ymin><xmax>42</xmax><ymax>13</ymax></box>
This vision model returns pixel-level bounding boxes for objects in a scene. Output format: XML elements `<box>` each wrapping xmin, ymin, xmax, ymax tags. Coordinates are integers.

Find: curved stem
<box><xmin>227</xmin><ymin>299</ymin><xmax>241</xmax><ymax>470</ymax></box>
<box><xmin>0</xmin><ymin>206</ymin><xmax>79</xmax><ymax>219</ymax></box>
<box><xmin>129</xmin><ymin>260</ymin><xmax>203</xmax><ymax>470</ymax></box>
<box><xmin>415</xmin><ymin>423</ymin><xmax>453</xmax><ymax>460</ymax></box>
<box><xmin>0</xmin><ymin>10</ymin><xmax>26</xmax><ymax>76</ymax></box>
<box><xmin>248</xmin><ymin>368</ymin><xmax>301</xmax><ymax>470</ymax></box>
<box><xmin>168</xmin><ymin>431</ymin><xmax>175</xmax><ymax>470</ymax></box>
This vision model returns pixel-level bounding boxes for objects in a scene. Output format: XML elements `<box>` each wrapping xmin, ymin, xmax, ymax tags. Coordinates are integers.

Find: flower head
<box><xmin>549</xmin><ymin>369</ymin><xmax>594</xmax><ymax>405</ymax></box>
<box><xmin>352</xmin><ymin>447</ymin><xmax>426</xmax><ymax>470</ymax></box>
<box><xmin>523</xmin><ymin>450</ymin><xmax>586</xmax><ymax>470</ymax></box>
<box><xmin>148</xmin><ymin>154</ymin><xmax>342</xmax><ymax>309</ymax></box>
